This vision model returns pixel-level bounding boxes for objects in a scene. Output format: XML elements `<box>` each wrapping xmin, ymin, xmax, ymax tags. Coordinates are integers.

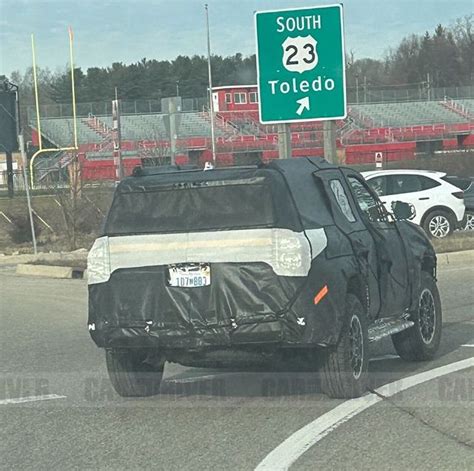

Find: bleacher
<box><xmin>351</xmin><ymin>101</ymin><xmax>469</xmax><ymax>127</ymax></box>
<box><xmin>32</xmin><ymin>100</ymin><xmax>473</xmax><ymax>156</ymax></box>
<box><xmin>454</xmin><ymin>99</ymin><xmax>474</xmax><ymax>116</ymax></box>
<box><xmin>39</xmin><ymin>117</ymin><xmax>103</xmax><ymax>146</ymax></box>
<box><xmin>79</xmin><ymin>112</ymin><xmax>231</xmax><ymax>141</ymax></box>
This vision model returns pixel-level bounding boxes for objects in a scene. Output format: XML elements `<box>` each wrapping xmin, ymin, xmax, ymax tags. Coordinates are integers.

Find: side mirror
<box><xmin>391</xmin><ymin>201</ymin><xmax>416</xmax><ymax>221</ymax></box>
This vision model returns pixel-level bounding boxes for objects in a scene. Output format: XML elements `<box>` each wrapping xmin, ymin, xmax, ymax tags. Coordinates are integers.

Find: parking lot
<box><xmin>1</xmin><ymin>254</ymin><xmax>473</xmax><ymax>470</ymax></box>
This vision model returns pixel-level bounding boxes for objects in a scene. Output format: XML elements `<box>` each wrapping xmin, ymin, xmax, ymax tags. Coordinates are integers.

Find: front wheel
<box><xmin>321</xmin><ymin>294</ymin><xmax>369</xmax><ymax>399</ymax></box>
<box><xmin>422</xmin><ymin>210</ymin><xmax>454</xmax><ymax>238</ymax></box>
<box><xmin>106</xmin><ymin>348</ymin><xmax>164</xmax><ymax>397</ymax></box>
<box><xmin>392</xmin><ymin>271</ymin><xmax>442</xmax><ymax>361</ymax></box>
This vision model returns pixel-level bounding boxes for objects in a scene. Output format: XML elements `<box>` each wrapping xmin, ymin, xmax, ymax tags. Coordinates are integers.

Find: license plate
<box><xmin>167</xmin><ymin>263</ymin><xmax>211</xmax><ymax>287</ymax></box>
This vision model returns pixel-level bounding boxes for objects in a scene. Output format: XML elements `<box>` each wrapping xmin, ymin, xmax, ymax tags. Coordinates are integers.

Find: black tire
<box><xmin>422</xmin><ymin>210</ymin><xmax>454</xmax><ymax>238</ymax></box>
<box><xmin>392</xmin><ymin>271</ymin><xmax>442</xmax><ymax>361</ymax></box>
<box><xmin>321</xmin><ymin>294</ymin><xmax>369</xmax><ymax>399</ymax></box>
<box><xmin>106</xmin><ymin>348</ymin><xmax>164</xmax><ymax>397</ymax></box>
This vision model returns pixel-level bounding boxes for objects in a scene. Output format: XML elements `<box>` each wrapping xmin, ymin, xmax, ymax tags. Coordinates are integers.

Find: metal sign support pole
<box><xmin>323</xmin><ymin>120</ymin><xmax>337</xmax><ymax>163</ymax></box>
<box><xmin>277</xmin><ymin>124</ymin><xmax>292</xmax><ymax>159</ymax></box>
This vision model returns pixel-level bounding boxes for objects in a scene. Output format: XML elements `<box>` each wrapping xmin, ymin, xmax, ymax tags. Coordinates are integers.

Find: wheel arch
<box><xmin>346</xmin><ymin>274</ymin><xmax>369</xmax><ymax>316</ymax></box>
<box><xmin>420</xmin><ymin>205</ymin><xmax>457</xmax><ymax>227</ymax></box>
<box><xmin>421</xmin><ymin>252</ymin><xmax>437</xmax><ymax>279</ymax></box>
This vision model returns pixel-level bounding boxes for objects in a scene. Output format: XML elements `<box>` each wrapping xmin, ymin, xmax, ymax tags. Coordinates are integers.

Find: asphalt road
<box><xmin>1</xmin><ymin>258</ymin><xmax>473</xmax><ymax>470</ymax></box>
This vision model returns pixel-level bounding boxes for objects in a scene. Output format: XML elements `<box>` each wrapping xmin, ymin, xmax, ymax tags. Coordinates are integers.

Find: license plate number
<box><xmin>167</xmin><ymin>263</ymin><xmax>211</xmax><ymax>287</ymax></box>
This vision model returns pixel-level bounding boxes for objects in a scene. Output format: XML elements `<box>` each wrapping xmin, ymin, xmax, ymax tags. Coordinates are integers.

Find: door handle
<box><xmin>418</xmin><ymin>197</ymin><xmax>430</xmax><ymax>200</ymax></box>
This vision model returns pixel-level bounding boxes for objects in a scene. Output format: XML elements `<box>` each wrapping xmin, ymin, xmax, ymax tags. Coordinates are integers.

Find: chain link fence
<box><xmin>26</xmin><ymin>86</ymin><xmax>474</xmax><ymax>120</ymax></box>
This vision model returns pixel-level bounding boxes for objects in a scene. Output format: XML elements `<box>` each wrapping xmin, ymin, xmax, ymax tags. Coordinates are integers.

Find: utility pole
<box><xmin>169</xmin><ymin>99</ymin><xmax>177</xmax><ymax>165</ymax></box>
<box><xmin>112</xmin><ymin>88</ymin><xmax>123</xmax><ymax>180</ymax></box>
<box><xmin>355</xmin><ymin>75</ymin><xmax>359</xmax><ymax>104</ymax></box>
<box><xmin>205</xmin><ymin>4</ymin><xmax>217</xmax><ymax>164</ymax></box>
<box><xmin>427</xmin><ymin>72</ymin><xmax>431</xmax><ymax>101</ymax></box>
<box><xmin>19</xmin><ymin>134</ymin><xmax>37</xmax><ymax>254</ymax></box>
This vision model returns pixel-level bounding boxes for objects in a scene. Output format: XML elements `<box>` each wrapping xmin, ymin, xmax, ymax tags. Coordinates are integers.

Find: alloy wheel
<box><xmin>418</xmin><ymin>288</ymin><xmax>436</xmax><ymax>344</ymax></box>
<box><xmin>349</xmin><ymin>314</ymin><xmax>364</xmax><ymax>379</ymax></box>
<box><xmin>428</xmin><ymin>215</ymin><xmax>450</xmax><ymax>238</ymax></box>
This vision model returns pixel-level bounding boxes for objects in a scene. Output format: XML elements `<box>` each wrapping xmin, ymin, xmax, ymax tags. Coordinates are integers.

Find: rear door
<box><xmin>343</xmin><ymin>170</ymin><xmax>410</xmax><ymax>318</ymax></box>
<box><xmin>315</xmin><ymin>170</ymin><xmax>381</xmax><ymax>320</ymax></box>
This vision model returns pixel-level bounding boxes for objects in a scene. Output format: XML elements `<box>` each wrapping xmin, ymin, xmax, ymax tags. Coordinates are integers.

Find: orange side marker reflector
<box><xmin>314</xmin><ymin>285</ymin><xmax>329</xmax><ymax>305</ymax></box>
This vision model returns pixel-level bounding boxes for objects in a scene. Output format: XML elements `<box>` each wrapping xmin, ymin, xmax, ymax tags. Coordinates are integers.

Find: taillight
<box><xmin>87</xmin><ymin>237</ymin><xmax>111</xmax><ymax>284</ymax></box>
<box><xmin>452</xmin><ymin>191</ymin><xmax>464</xmax><ymax>199</ymax></box>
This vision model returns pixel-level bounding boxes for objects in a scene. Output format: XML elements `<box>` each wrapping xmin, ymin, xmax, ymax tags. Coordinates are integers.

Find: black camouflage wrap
<box><xmin>88</xmin><ymin>158</ymin><xmax>435</xmax><ymax>351</ymax></box>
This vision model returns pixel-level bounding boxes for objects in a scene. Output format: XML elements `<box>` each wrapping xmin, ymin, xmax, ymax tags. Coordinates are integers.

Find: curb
<box><xmin>436</xmin><ymin>249</ymin><xmax>474</xmax><ymax>266</ymax></box>
<box><xmin>16</xmin><ymin>264</ymin><xmax>85</xmax><ymax>279</ymax></box>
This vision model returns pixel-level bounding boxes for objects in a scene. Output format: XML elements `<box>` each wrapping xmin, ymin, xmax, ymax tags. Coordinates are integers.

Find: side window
<box><xmin>419</xmin><ymin>176</ymin><xmax>441</xmax><ymax>190</ymax></box>
<box><xmin>225</xmin><ymin>93</ymin><xmax>232</xmax><ymax>104</ymax></box>
<box><xmin>387</xmin><ymin>175</ymin><xmax>422</xmax><ymax>195</ymax></box>
<box><xmin>348</xmin><ymin>176</ymin><xmax>386</xmax><ymax>223</ymax></box>
<box><xmin>329</xmin><ymin>179</ymin><xmax>356</xmax><ymax>222</ymax></box>
<box><xmin>367</xmin><ymin>176</ymin><xmax>387</xmax><ymax>196</ymax></box>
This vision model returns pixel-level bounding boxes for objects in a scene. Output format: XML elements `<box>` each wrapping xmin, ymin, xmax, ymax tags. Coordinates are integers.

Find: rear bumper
<box><xmin>89</xmin><ymin>319</ymin><xmax>287</xmax><ymax>349</ymax></box>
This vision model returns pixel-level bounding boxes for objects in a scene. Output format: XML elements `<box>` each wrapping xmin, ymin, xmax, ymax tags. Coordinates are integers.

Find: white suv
<box><xmin>362</xmin><ymin>170</ymin><xmax>465</xmax><ymax>238</ymax></box>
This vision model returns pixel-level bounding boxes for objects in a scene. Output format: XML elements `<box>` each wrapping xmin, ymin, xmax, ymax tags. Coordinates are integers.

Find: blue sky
<box><xmin>0</xmin><ymin>0</ymin><xmax>472</xmax><ymax>75</ymax></box>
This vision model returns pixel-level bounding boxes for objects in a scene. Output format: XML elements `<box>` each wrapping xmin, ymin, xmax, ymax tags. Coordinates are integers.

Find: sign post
<box><xmin>375</xmin><ymin>151</ymin><xmax>383</xmax><ymax>168</ymax></box>
<box><xmin>255</xmin><ymin>5</ymin><xmax>346</xmax><ymax>160</ymax></box>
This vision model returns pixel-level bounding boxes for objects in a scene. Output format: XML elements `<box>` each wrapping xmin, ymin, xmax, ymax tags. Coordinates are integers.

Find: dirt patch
<box><xmin>0</xmin><ymin>188</ymin><xmax>113</xmax><ymax>253</ymax></box>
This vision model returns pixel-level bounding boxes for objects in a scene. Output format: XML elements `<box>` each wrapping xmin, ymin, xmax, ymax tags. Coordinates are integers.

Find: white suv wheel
<box><xmin>427</xmin><ymin>214</ymin><xmax>451</xmax><ymax>238</ymax></box>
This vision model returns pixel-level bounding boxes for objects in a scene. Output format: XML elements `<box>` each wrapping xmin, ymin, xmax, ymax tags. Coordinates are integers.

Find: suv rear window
<box><xmin>105</xmin><ymin>177</ymin><xmax>275</xmax><ymax>234</ymax></box>
<box><xmin>442</xmin><ymin>176</ymin><xmax>472</xmax><ymax>191</ymax></box>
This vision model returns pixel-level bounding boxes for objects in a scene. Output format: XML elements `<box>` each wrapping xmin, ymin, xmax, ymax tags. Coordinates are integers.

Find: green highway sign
<box><xmin>254</xmin><ymin>4</ymin><xmax>346</xmax><ymax>124</ymax></box>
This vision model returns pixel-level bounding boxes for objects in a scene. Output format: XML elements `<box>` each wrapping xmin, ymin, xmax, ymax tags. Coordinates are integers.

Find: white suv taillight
<box><xmin>87</xmin><ymin>237</ymin><xmax>111</xmax><ymax>285</ymax></box>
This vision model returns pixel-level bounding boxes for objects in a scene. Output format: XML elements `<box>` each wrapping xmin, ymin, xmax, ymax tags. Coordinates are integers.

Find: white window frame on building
<box><xmin>234</xmin><ymin>92</ymin><xmax>247</xmax><ymax>104</ymax></box>
<box><xmin>225</xmin><ymin>93</ymin><xmax>232</xmax><ymax>104</ymax></box>
<box><xmin>249</xmin><ymin>91</ymin><xmax>258</xmax><ymax>103</ymax></box>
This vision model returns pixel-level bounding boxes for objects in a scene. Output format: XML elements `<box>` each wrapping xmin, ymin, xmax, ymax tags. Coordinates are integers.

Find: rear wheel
<box><xmin>392</xmin><ymin>271</ymin><xmax>442</xmax><ymax>361</ymax></box>
<box><xmin>321</xmin><ymin>294</ymin><xmax>369</xmax><ymax>399</ymax></box>
<box><xmin>106</xmin><ymin>348</ymin><xmax>164</xmax><ymax>397</ymax></box>
<box><xmin>422</xmin><ymin>210</ymin><xmax>454</xmax><ymax>238</ymax></box>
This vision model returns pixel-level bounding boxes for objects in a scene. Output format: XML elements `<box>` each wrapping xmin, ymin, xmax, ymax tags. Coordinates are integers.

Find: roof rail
<box><xmin>132</xmin><ymin>164</ymin><xmax>200</xmax><ymax>177</ymax></box>
<box><xmin>131</xmin><ymin>164</ymin><xmax>260</xmax><ymax>177</ymax></box>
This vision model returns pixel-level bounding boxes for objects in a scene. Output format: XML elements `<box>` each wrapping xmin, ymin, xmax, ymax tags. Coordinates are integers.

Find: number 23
<box><xmin>285</xmin><ymin>43</ymin><xmax>316</xmax><ymax>66</ymax></box>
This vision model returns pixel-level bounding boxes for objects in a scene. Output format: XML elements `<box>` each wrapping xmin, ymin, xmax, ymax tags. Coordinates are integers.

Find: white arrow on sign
<box><xmin>296</xmin><ymin>97</ymin><xmax>310</xmax><ymax>116</ymax></box>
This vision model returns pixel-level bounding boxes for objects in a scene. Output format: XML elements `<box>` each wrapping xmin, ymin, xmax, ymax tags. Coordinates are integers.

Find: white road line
<box><xmin>461</xmin><ymin>344</ymin><xmax>474</xmax><ymax>348</ymax></box>
<box><xmin>0</xmin><ymin>394</ymin><xmax>67</xmax><ymax>405</ymax></box>
<box><xmin>255</xmin><ymin>357</ymin><xmax>474</xmax><ymax>471</ymax></box>
<box><xmin>370</xmin><ymin>354</ymin><xmax>400</xmax><ymax>361</ymax></box>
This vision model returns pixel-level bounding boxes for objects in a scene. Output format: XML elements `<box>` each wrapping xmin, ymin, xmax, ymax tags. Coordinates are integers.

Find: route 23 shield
<box><xmin>282</xmin><ymin>35</ymin><xmax>318</xmax><ymax>74</ymax></box>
